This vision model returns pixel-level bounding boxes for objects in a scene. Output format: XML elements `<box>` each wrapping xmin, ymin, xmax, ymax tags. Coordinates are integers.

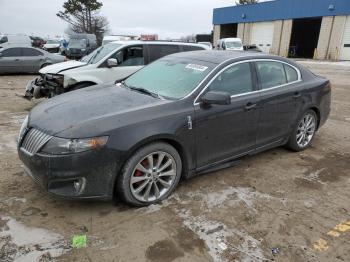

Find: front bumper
<box><xmin>18</xmin><ymin>147</ymin><xmax>118</xmax><ymax>200</ymax></box>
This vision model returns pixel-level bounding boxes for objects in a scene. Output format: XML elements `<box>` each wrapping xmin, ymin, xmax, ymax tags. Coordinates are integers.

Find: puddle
<box><xmin>0</xmin><ymin>216</ymin><xmax>70</xmax><ymax>261</ymax></box>
<box><xmin>177</xmin><ymin>209</ymin><xmax>266</xmax><ymax>262</ymax></box>
<box><xmin>185</xmin><ymin>186</ymin><xmax>286</xmax><ymax>212</ymax></box>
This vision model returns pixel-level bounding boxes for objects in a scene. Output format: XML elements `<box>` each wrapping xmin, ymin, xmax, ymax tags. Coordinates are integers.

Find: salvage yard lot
<box><xmin>0</xmin><ymin>61</ymin><xmax>349</xmax><ymax>261</ymax></box>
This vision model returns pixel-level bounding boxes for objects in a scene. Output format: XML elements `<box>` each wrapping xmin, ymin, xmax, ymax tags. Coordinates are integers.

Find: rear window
<box><xmin>181</xmin><ymin>45</ymin><xmax>205</xmax><ymax>51</ymax></box>
<box><xmin>22</xmin><ymin>48</ymin><xmax>43</xmax><ymax>56</ymax></box>
<box><xmin>148</xmin><ymin>45</ymin><xmax>180</xmax><ymax>62</ymax></box>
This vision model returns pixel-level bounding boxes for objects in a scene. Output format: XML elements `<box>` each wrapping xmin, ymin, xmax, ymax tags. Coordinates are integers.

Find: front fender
<box><xmin>63</xmin><ymin>73</ymin><xmax>102</xmax><ymax>88</ymax></box>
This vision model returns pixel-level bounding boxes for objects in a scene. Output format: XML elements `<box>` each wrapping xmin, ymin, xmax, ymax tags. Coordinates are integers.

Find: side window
<box><xmin>1</xmin><ymin>48</ymin><xmax>21</xmax><ymax>57</ymax></box>
<box><xmin>112</xmin><ymin>45</ymin><xmax>144</xmax><ymax>67</ymax></box>
<box><xmin>256</xmin><ymin>61</ymin><xmax>287</xmax><ymax>89</ymax></box>
<box><xmin>208</xmin><ymin>62</ymin><xmax>253</xmax><ymax>96</ymax></box>
<box><xmin>22</xmin><ymin>48</ymin><xmax>43</xmax><ymax>57</ymax></box>
<box><xmin>284</xmin><ymin>64</ymin><xmax>299</xmax><ymax>82</ymax></box>
<box><xmin>148</xmin><ymin>45</ymin><xmax>179</xmax><ymax>62</ymax></box>
<box><xmin>0</xmin><ymin>36</ymin><xmax>8</xmax><ymax>44</ymax></box>
<box><xmin>182</xmin><ymin>46</ymin><xmax>204</xmax><ymax>51</ymax></box>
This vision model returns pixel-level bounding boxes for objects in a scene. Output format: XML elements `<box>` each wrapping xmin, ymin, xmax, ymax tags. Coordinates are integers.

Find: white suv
<box><xmin>25</xmin><ymin>41</ymin><xmax>209</xmax><ymax>99</ymax></box>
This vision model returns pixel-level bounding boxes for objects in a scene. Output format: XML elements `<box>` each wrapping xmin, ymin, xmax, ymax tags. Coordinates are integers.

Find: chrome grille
<box><xmin>21</xmin><ymin>128</ymin><xmax>52</xmax><ymax>155</ymax></box>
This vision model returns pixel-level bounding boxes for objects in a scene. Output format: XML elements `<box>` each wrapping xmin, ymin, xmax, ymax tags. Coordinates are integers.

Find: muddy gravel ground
<box><xmin>0</xmin><ymin>61</ymin><xmax>349</xmax><ymax>262</ymax></box>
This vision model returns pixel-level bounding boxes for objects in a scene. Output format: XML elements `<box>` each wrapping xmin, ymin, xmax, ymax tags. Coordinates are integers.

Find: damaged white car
<box><xmin>24</xmin><ymin>41</ymin><xmax>209</xmax><ymax>99</ymax></box>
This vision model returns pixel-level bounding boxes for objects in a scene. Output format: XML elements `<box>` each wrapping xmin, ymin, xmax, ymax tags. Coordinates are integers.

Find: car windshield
<box><xmin>69</xmin><ymin>38</ymin><xmax>87</xmax><ymax>48</ymax></box>
<box><xmin>124</xmin><ymin>58</ymin><xmax>214</xmax><ymax>99</ymax></box>
<box><xmin>226</xmin><ymin>41</ymin><xmax>242</xmax><ymax>49</ymax></box>
<box><xmin>80</xmin><ymin>43</ymin><xmax>121</xmax><ymax>64</ymax></box>
<box><xmin>47</xmin><ymin>40</ymin><xmax>60</xmax><ymax>44</ymax></box>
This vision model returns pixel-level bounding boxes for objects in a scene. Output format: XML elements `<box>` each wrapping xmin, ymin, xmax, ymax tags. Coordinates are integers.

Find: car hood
<box><xmin>29</xmin><ymin>84</ymin><xmax>170</xmax><ymax>138</ymax></box>
<box><xmin>39</xmin><ymin>60</ymin><xmax>87</xmax><ymax>74</ymax></box>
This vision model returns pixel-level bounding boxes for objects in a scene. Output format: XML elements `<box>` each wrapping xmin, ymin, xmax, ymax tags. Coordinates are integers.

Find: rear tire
<box><xmin>286</xmin><ymin>110</ymin><xmax>318</xmax><ymax>152</ymax></box>
<box><xmin>117</xmin><ymin>142</ymin><xmax>182</xmax><ymax>207</ymax></box>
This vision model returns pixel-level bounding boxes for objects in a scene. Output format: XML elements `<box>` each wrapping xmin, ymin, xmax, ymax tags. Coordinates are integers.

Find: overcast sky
<box><xmin>0</xmin><ymin>0</ymin><xmax>235</xmax><ymax>39</ymax></box>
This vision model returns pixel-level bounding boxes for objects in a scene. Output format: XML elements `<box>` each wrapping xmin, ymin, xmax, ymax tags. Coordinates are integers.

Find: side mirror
<box><xmin>201</xmin><ymin>91</ymin><xmax>231</xmax><ymax>106</ymax></box>
<box><xmin>107</xmin><ymin>58</ymin><xmax>118</xmax><ymax>68</ymax></box>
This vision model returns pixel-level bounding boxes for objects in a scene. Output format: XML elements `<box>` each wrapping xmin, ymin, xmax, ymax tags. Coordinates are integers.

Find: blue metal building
<box><xmin>212</xmin><ymin>0</ymin><xmax>350</xmax><ymax>60</ymax></box>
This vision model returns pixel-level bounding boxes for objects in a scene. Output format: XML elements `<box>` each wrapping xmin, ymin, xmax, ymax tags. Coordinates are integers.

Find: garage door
<box><xmin>250</xmin><ymin>22</ymin><xmax>274</xmax><ymax>53</ymax></box>
<box><xmin>340</xmin><ymin>16</ymin><xmax>350</xmax><ymax>61</ymax></box>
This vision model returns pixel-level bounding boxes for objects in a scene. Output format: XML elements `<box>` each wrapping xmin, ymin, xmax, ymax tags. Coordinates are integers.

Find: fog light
<box><xmin>74</xmin><ymin>180</ymin><xmax>82</xmax><ymax>192</ymax></box>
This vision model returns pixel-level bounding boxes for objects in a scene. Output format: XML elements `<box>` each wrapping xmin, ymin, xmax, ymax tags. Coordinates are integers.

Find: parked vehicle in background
<box><xmin>0</xmin><ymin>46</ymin><xmax>65</xmax><ymax>74</ymax></box>
<box><xmin>243</xmin><ymin>44</ymin><xmax>262</xmax><ymax>52</ymax></box>
<box><xmin>217</xmin><ymin>38</ymin><xmax>243</xmax><ymax>51</ymax></box>
<box><xmin>24</xmin><ymin>41</ymin><xmax>210</xmax><ymax>99</ymax></box>
<box><xmin>18</xmin><ymin>51</ymin><xmax>331</xmax><ymax>206</ymax></box>
<box><xmin>66</xmin><ymin>34</ymin><xmax>97</xmax><ymax>59</ymax></box>
<box><xmin>198</xmin><ymin>42</ymin><xmax>213</xmax><ymax>49</ymax></box>
<box><xmin>102</xmin><ymin>35</ymin><xmax>139</xmax><ymax>45</ymax></box>
<box><xmin>140</xmin><ymin>34</ymin><xmax>158</xmax><ymax>41</ymax></box>
<box><xmin>0</xmin><ymin>35</ymin><xmax>32</xmax><ymax>48</ymax></box>
<box><xmin>43</xmin><ymin>39</ymin><xmax>61</xmax><ymax>53</ymax></box>
<box><xmin>30</xmin><ymin>36</ymin><xmax>46</xmax><ymax>48</ymax></box>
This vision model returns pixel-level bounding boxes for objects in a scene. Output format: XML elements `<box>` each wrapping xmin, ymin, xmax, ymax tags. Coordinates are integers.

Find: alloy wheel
<box><xmin>130</xmin><ymin>151</ymin><xmax>177</xmax><ymax>203</ymax></box>
<box><xmin>296</xmin><ymin>113</ymin><xmax>316</xmax><ymax>148</ymax></box>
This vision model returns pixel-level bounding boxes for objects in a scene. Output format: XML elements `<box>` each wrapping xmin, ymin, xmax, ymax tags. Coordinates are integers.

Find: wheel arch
<box><xmin>309</xmin><ymin>106</ymin><xmax>321</xmax><ymax>130</ymax></box>
<box><xmin>112</xmin><ymin>135</ymin><xmax>192</xmax><ymax>197</ymax></box>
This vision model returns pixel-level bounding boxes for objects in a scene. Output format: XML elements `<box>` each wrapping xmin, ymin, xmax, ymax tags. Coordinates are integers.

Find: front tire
<box><xmin>287</xmin><ymin>110</ymin><xmax>318</xmax><ymax>151</ymax></box>
<box><xmin>117</xmin><ymin>142</ymin><xmax>182</xmax><ymax>207</ymax></box>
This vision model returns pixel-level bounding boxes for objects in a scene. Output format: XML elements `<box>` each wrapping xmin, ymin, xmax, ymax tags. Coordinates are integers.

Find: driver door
<box><xmin>99</xmin><ymin>45</ymin><xmax>145</xmax><ymax>83</ymax></box>
<box><xmin>194</xmin><ymin>62</ymin><xmax>260</xmax><ymax>168</ymax></box>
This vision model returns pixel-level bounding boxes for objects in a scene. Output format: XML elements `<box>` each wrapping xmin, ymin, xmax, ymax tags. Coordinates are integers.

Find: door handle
<box><xmin>293</xmin><ymin>92</ymin><xmax>301</xmax><ymax>98</ymax></box>
<box><xmin>14</xmin><ymin>59</ymin><xmax>20</xmax><ymax>61</ymax></box>
<box><xmin>245</xmin><ymin>102</ymin><xmax>257</xmax><ymax>110</ymax></box>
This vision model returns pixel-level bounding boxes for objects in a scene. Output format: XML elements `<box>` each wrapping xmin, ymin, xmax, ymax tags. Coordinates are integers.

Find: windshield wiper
<box><xmin>121</xmin><ymin>81</ymin><xmax>161</xmax><ymax>99</ymax></box>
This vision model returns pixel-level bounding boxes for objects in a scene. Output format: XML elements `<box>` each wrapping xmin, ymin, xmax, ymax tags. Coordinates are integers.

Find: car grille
<box><xmin>21</xmin><ymin>128</ymin><xmax>52</xmax><ymax>155</ymax></box>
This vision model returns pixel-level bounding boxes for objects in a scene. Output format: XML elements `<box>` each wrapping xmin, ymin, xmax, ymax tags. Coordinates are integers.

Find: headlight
<box><xmin>46</xmin><ymin>74</ymin><xmax>64</xmax><ymax>86</ymax></box>
<box><xmin>41</xmin><ymin>136</ymin><xmax>108</xmax><ymax>155</ymax></box>
<box><xmin>81</xmin><ymin>49</ymin><xmax>86</xmax><ymax>52</ymax></box>
<box><xmin>18</xmin><ymin>115</ymin><xmax>29</xmax><ymax>143</ymax></box>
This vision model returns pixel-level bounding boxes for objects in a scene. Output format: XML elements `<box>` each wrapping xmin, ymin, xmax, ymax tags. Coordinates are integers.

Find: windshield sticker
<box><xmin>185</xmin><ymin>64</ymin><xmax>208</xmax><ymax>72</ymax></box>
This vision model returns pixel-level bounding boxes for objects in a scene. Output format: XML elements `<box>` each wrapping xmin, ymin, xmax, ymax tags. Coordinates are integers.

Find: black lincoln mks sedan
<box><xmin>18</xmin><ymin>51</ymin><xmax>331</xmax><ymax>206</ymax></box>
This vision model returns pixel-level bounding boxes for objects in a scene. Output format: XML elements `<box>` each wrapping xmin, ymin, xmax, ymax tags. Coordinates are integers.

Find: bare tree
<box><xmin>57</xmin><ymin>0</ymin><xmax>109</xmax><ymax>45</ymax></box>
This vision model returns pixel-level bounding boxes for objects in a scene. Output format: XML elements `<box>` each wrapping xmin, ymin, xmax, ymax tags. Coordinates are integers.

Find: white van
<box><xmin>217</xmin><ymin>38</ymin><xmax>243</xmax><ymax>51</ymax></box>
<box><xmin>0</xmin><ymin>35</ymin><xmax>32</xmax><ymax>48</ymax></box>
<box><xmin>25</xmin><ymin>41</ymin><xmax>209</xmax><ymax>99</ymax></box>
<box><xmin>102</xmin><ymin>35</ymin><xmax>139</xmax><ymax>45</ymax></box>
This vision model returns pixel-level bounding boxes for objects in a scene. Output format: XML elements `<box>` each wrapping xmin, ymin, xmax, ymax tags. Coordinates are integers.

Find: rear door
<box><xmin>195</xmin><ymin>61</ymin><xmax>260</xmax><ymax>168</ymax></box>
<box><xmin>0</xmin><ymin>47</ymin><xmax>22</xmax><ymax>73</ymax></box>
<box><xmin>145</xmin><ymin>44</ymin><xmax>180</xmax><ymax>65</ymax></box>
<box><xmin>254</xmin><ymin>60</ymin><xmax>303</xmax><ymax>147</ymax></box>
<box><xmin>21</xmin><ymin>48</ymin><xmax>45</xmax><ymax>72</ymax></box>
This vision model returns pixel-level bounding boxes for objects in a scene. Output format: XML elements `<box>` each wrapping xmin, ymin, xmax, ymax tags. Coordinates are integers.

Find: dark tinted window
<box><xmin>208</xmin><ymin>62</ymin><xmax>253</xmax><ymax>96</ymax></box>
<box><xmin>22</xmin><ymin>48</ymin><xmax>43</xmax><ymax>56</ymax></box>
<box><xmin>182</xmin><ymin>45</ymin><xmax>205</xmax><ymax>51</ymax></box>
<box><xmin>1</xmin><ymin>48</ymin><xmax>21</xmax><ymax>57</ymax></box>
<box><xmin>112</xmin><ymin>45</ymin><xmax>144</xmax><ymax>66</ymax></box>
<box><xmin>256</xmin><ymin>61</ymin><xmax>287</xmax><ymax>89</ymax></box>
<box><xmin>284</xmin><ymin>64</ymin><xmax>298</xmax><ymax>82</ymax></box>
<box><xmin>0</xmin><ymin>36</ymin><xmax>8</xmax><ymax>44</ymax></box>
<box><xmin>148</xmin><ymin>45</ymin><xmax>179</xmax><ymax>62</ymax></box>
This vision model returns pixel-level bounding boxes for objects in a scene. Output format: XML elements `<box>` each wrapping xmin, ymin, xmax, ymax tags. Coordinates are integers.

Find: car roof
<box><xmin>110</xmin><ymin>40</ymin><xmax>207</xmax><ymax>47</ymax></box>
<box><xmin>168</xmin><ymin>50</ymin><xmax>268</xmax><ymax>64</ymax></box>
<box><xmin>220</xmin><ymin>38</ymin><xmax>242</xmax><ymax>42</ymax></box>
